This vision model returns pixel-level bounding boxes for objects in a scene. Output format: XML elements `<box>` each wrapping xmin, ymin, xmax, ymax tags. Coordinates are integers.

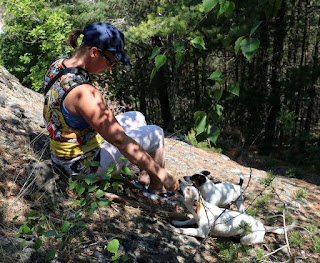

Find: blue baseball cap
<box><xmin>82</xmin><ymin>22</ymin><xmax>131</xmax><ymax>66</ymax></box>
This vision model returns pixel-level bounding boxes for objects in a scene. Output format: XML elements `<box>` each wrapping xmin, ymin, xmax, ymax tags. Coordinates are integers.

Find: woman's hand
<box><xmin>162</xmin><ymin>174</ymin><xmax>180</xmax><ymax>192</ymax></box>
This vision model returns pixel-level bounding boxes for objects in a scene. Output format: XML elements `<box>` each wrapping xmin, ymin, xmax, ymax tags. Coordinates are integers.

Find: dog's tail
<box><xmin>264</xmin><ymin>220</ymin><xmax>296</xmax><ymax>234</ymax></box>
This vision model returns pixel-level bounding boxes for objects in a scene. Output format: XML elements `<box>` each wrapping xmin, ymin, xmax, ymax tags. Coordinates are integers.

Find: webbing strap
<box><xmin>44</xmin><ymin>67</ymin><xmax>89</xmax><ymax>95</ymax></box>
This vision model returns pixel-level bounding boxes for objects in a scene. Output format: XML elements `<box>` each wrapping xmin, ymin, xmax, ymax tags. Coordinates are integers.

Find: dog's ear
<box><xmin>201</xmin><ymin>170</ymin><xmax>211</xmax><ymax>176</ymax></box>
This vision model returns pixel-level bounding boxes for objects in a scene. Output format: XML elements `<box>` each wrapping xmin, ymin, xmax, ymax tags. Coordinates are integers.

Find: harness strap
<box><xmin>44</xmin><ymin>67</ymin><xmax>90</xmax><ymax>95</ymax></box>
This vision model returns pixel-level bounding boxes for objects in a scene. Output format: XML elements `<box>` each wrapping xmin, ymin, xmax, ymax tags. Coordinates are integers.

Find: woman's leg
<box><xmin>144</xmin><ymin>146</ymin><xmax>167</xmax><ymax>193</ymax></box>
<box><xmin>115</xmin><ymin>111</ymin><xmax>147</xmax><ymax>132</ymax></box>
<box><xmin>96</xmin><ymin>124</ymin><xmax>168</xmax><ymax>193</ymax></box>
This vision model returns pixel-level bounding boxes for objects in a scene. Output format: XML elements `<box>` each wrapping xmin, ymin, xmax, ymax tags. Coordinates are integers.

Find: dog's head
<box><xmin>178</xmin><ymin>180</ymin><xmax>201</xmax><ymax>209</ymax></box>
<box><xmin>183</xmin><ymin>170</ymin><xmax>211</xmax><ymax>188</ymax></box>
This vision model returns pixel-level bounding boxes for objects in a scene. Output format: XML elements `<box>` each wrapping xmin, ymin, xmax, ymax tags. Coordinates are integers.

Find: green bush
<box><xmin>14</xmin><ymin>160</ymin><xmax>130</xmax><ymax>262</ymax></box>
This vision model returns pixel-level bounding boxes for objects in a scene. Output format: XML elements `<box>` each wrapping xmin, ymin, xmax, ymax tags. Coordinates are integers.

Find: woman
<box><xmin>43</xmin><ymin>22</ymin><xmax>179</xmax><ymax>198</ymax></box>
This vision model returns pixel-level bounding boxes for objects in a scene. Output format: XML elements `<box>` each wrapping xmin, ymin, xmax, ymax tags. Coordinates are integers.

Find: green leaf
<box><xmin>227</xmin><ymin>82</ymin><xmax>240</xmax><ymax>96</ymax></box>
<box><xmin>209</xmin><ymin>105</ymin><xmax>223</xmax><ymax>124</ymax></box>
<box><xmin>121</xmin><ymin>166</ymin><xmax>131</xmax><ymax>175</ymax></box>
<box><xmin>190</xmin><ymin>37</ymin><xmax>206</xmax><ymax>50</ymax></box>
<box><xmin>149</xmin><ymin>46</ymin><xmax>161</xmax><ymax>60</ymax></box>
<box><xmin>85</xmin><ymin>177</ymin><xmax>98</xmax><ymax>185</ymax></box>
<box><xmin>112</xmin><ymin>181</ymin><xmax>123</xmax><ymax>190</ymax></box>
<box><xmin>75</xmin><ymin>221</ymin><xmax>86</xmax><ymax>228</ymax></box>
<box><xmin>240</xmin><ymin>38</ymin><xmax>260</xmax><ymax>62</ymax></box>
<box><xmin>87</xmin><ymin>202</ymin><xmax>98</xmax><ymax>215</ymax></box>
<box><xmin>76</xmin><ymin>183</ymin><xmax>86</xmax><ymax>196</ymax></box>
<box><xmin>207</xmin><ymin>125</ymin><xmax>220</xmax><ymax>145</ymax></box>
<box><xmin>176</xmin><ymin>51</ymin><xmax>185</xmax><ymax>69</ymax></box>
<box><xmin>122</xmin><ymin>254</ymin><xmax>130</xmax><ymax>262</ymax></box>
<box><xmin>25</xmin><ymin>211</ymin><xmax>37</xmax><ymax>218</ymax></box>
<box><xmin>213</xmin><ymin>88</ymin><xmax>224</xmax><ymax>102</ymax></box>
<box><xmin>250</xmin><ymin>21</ymin><xmax>262</xmax><ymax>36</ymax></box>
<box><xmin>194</xmin><ymin>111</ymin><xmax>208</xmax><ymax>134</ymax></box>
<box><xmin>69</xmin><ymin>180</ymin><xmax>77</xmax><ymax>190</ymax></box>
<box><xmin>20</xmin><ymin>240</ymin><xmax>26</xmax><ymax>248</ymax></box>
<box><xmin>218</xmin><ymin>0</ymin><xmax>230</xmax><ymax>17</ymax></box>
<box><xmin>95</xmin><ymin>189</ymin><xmax>105</xmax><ymax>198</ymax></box>
<box><xmin>103</xmin><ymin>181</ymin><xmax>110</xmax><ymax>191</ymax></box>
<box><xmin>150</xmin><ymin>67</ymin><xmax>157</xmax><ymax>83</ymax></box>
<box><xmin>214</xmin><ymin>104</ymin><xmax>224</xmax><ymax>117</ymax></box>
<box><xmin>224</xmin><ymin>1</ymin><xmax>235</xmax><ymax>16</ymax></box>
<box><xmin>56</xmin><ymin>233</ymin><xmax>64</xmax><ymax>239</ymax></box>
<box><xmin>45</xmin><ymin>250</ymin><xmax>55</xmax><ymax>262</ymax></box>
<box><xmin>107</xmin><ymin>161</ymin><xmax>116</xmax><ymax>172</ymax></box>
<box><xmin>208</xmin><ymin>70</ymin><xmax>223</xmax><ymax>81</ymax></box>
<box><xmin>36</xmin><ymin>226</ymin><xmax>45</xmax><ymax>235</ymax></box>
<box><xmin>18</xmin><ymin>222</ymin><xmax>31</xmax><ymax>234</ymax></box>
<box><xmin>90</xmin><ymin>161</ymin><xmax>101</xmax><ymax>167</ymax></box>
<box><xmin>61</xmin><ymin>221</ymin><xmax>71</xmax><ymax>233</ymax></box>
<box><xmin>88</xmin><ymin>185</ymin><xmax>99</xmax><ymax>192</ymax></box>
<box><xmin>35</xmin><ymin>238</ymin><xmax>42</xmax><ymax>250</ymax></box>
<box><xmin>203</xmin><ymin>0</ymin><xmax>218</xmax><ymax>13</ymax></box>
<box><xmin>44</xmin><ymin>230</ymin><xmax>57</xmax><ymax>237</ymax></box>
<box><xmin>112</xmin><ymin>173</ymin><xmax>123</xmax><ymax>180</ymax></box>
<box><xmin>208</xmin><ymin>71</ymin><xmax>225</xmax><ymax>85</ymax></box>
<box><xmin>174</xmin><ymin>41</ymin><xmax>185</xmax><ymax>52</ymax></box>
<box><xmin>98</xmin><ymin>200</ymin><xmax>112</xmax><ymax>207</ymax></box>
<box><xmin>234</xmin><ymin>36</ymin><xmax>245</xmax><ymax>56</ymax></box>
<box><xmin>196</xmin><ymin>132</ymin><xmax>208</xmax><ymax>143</ymax></box>
<box><xmin>107</xmin><ymin>239</ymin><xmax>120</xmax><ymax>254</ymax></box>
<box><xmin>155</xmin><ymin>54</ymin><xmax>166</xmax><ymax>70</ymax></box>
<box><xmin>83</xmin><ymin>160</ymin><xmax>90</xmax><ymax>168</ymax></box>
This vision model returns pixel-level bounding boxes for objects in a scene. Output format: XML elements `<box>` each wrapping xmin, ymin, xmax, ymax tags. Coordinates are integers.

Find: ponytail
<box><xmin>68</xmin><ymin>29</ymin><xmax>84</xmax><ymax>49</ymax></box>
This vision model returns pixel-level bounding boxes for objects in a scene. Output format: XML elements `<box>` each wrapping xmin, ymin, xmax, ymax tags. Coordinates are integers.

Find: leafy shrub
<box><xmin>285</xmin><ymin>167</ymin><xmax>303</xmax><ymax>179</ymax></box>
<box><xmin>14</xmin><ymin>160</ymin><xmax>130</xmax><ymax>262</ymax></box>
<box><xmin>293</xmin><ymin>188</ymin><xmax>308</xmax><ymax>200</ymax></box>
<box><xmin>289</xmin><ymin>231</ymin><xmax>305</xmax><ymax>248</ymax></box>
<box><xmin>185</xmin><ymin>128</ymin><xmax>210</xmax><ymax>149</ymax></box>
<box><xmin>216</xmin><ymin>240</ymin><xmax>250</xmax><ymax>262</ymax></box>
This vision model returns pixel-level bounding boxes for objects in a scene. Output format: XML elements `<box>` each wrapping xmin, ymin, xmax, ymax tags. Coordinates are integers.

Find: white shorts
<box><xmin>96</xmin><ymin>111</ymin><xmax>164</xmax><ymax>174</ymax></box>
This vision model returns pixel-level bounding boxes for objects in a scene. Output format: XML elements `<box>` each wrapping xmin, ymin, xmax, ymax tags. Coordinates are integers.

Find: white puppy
<box><xmin>173</xmin><ymin>181</ymin><xmax>295</xmax><ymax>245</ymax></box>
<box><xmin>184</xmin><ymin>170</ymin><xmax>245</xmax><ymax>213</ymax></box>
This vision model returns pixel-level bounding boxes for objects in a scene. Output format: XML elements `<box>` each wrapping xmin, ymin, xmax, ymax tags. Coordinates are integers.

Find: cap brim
<box><xmin>114</xmin><ymin>52</ymin><xmax>131</xmax><ymax>66</ymax></box>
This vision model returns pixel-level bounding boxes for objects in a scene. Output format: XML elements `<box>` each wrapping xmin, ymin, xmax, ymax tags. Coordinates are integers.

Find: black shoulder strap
<box><xmin>44</xmin><ymin>67</ymin><xmax>90</xmax><ymax>95</ymax></box>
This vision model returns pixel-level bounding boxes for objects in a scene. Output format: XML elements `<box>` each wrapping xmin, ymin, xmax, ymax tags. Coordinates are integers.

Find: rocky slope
<box><xmin>0</xmin><ymin>65</ymin><xmax>319</xmax><ymax>263</ymax></box>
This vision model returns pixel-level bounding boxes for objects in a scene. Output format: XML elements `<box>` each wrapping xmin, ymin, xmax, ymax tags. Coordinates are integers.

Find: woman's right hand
<box><xmin>162</xmin><ymin>174</ymin><xmax>180</xmax><ymax>192</ymax></box>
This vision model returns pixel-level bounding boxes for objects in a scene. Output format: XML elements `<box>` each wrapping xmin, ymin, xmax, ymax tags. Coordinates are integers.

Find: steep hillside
<box><xmin>0</xmin><ymin>65</ymin><xmax>319</xmax><ymax>263</ymax></box>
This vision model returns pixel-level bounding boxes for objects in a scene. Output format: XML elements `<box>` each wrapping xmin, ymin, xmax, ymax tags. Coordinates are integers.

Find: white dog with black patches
<box><xmin>173</xmin><ymin>181</ymin><xmax>295</xmax><ymax>245</ymax></box>
<box><xmin>184</xmin><ymin>170</ymin><xmax>245</xmax><ymax>213</ymax></box>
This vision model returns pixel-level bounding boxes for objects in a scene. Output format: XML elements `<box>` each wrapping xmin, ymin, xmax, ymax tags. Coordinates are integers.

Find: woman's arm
<box><xmin>64</xmin><ymin>84</ymin><xmax>179</xmax><ymax>192</ymax></box>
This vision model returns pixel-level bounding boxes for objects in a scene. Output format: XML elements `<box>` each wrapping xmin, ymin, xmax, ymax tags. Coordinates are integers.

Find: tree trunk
<box><xmin>263</xmin><ymin>3</ymin><xmax>287</xmax><ymax>154</ymax></box>
<box><xmin>151</xmin><ymin>36</ymin><xmax>173</xmax><ymax>132</ymax></box>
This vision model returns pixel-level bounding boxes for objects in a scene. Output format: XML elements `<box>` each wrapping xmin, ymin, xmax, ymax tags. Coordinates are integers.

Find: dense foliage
<box><xmin>0</xmin><ymin>0</ymin><xmax>319</xmax><ymax>171</ymax></box>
